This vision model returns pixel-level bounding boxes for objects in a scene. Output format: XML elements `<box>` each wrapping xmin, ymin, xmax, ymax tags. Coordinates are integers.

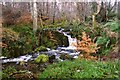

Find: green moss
<box><xmin>37</xmin><ymin>29</ymin><xmax>69</xmax><ymax>49</ymax></box>
<box><xmin>34</xmin><ymin>46</ymin><xmax>47</xmax><ymax>52</ymax></box>
<box><xmin>34</xmin><ymin>54</ymin><xmax>49</xmax><ymax>63</ymax></box>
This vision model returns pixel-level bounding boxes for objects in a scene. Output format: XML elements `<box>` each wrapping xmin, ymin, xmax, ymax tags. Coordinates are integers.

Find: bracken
<box><xmin>74</xmin><ymin>32</ymin><xmax>100</xmax><ymax>59</ymax></box>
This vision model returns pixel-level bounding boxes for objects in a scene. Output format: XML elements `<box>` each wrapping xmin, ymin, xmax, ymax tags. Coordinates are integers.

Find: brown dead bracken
<box><xmin>74</xmin><ymin>32</ymin><xmax>100</xmax><ymax>59</ymax></box>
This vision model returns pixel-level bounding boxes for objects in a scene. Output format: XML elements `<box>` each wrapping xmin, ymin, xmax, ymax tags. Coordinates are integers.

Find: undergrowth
<box><xmin>39</xmin><ymin>59</ymin><xmax>119</xmax><ymax>79</ymax></box>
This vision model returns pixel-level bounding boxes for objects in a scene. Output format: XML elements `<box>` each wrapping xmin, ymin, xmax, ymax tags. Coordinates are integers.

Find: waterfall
<box><xmin>58</xmin><ymin>29</ymin><xmax>77</xmax><ymax>50</ymax></box>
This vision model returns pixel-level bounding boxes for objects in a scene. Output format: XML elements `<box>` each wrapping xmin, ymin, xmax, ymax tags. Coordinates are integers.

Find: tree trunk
<box><xmin>46</xmin><ymin>1</ymin><xmax>49</xmax><ymax>15</ymax></box>
<box><xmin>118</xmin><ymin>1</ymin><xmax>120</xmax><ymax>20</ymax></box>
<box><xmin>92</xmin><ymin>1</ymin><xmax>101</xmax><ymax>28</ymax></box>
<box><xmin>52</xmin><ymin>1</ymin><xmax>56</xmax><ymax>24</ymax></box>
<box><xmin>33</xmin><ymin>0</ymin><xmax>38</xmax><ymax>32</ymax></box>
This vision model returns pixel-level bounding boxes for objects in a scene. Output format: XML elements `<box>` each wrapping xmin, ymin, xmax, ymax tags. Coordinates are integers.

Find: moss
<box><xmin>34</xmin><ymin>46</ymin><xmax>47</xmax><ymax>52</ymax></box>
<box><xmin>34</xmin><ymin>54</ymin><xmax>49</xmax><ymax>63</ymax></box>
<box><xmin>37</xmin><ymin>29</ymin><xmax>69</xmax><ymax>49</ymax></box>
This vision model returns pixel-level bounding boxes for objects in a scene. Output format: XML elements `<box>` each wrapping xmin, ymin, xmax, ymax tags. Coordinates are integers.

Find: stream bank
<box><xmin>1</xmin><ymin>28</ymin><xmax>80</xmax><ymax>79</ymax></box>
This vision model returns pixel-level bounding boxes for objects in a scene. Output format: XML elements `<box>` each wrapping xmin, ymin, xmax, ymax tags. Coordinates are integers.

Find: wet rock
<box><xmin>49</xmin><ymin>55</ymin><xmax>56</xmax><ymax>63</ymax></box>
<box><xmin>60</xmin><ymin>54</ymin><xmax>72</xmax><ymax>60</ymax></box>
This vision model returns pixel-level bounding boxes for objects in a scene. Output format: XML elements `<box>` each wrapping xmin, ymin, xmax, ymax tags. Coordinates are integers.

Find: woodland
<box><xmin>0</xmin><ymin>1</ymin><xmax>120</xmax><ymax>79</ymax></box>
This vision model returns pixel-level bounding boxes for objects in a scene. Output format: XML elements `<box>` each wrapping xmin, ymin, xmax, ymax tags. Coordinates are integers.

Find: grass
<box><xmin>39</xmin><ymin>59</ymin><xmax>119</xmax><ymax>79</ymax></box>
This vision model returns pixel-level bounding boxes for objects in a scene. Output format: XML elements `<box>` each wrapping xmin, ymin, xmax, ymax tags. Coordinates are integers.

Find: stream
<box><xmin>1</xmin><ymin>28</ymin><xmax>80</xmax><ymax>64</ymax></box>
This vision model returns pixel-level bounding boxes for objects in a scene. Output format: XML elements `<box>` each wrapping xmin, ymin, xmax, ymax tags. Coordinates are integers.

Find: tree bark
<box><xmin>118</xmin><ymin>1</ymin><xmax>120</xmax><ymax>20</ymax></box>
<box><xmin>52</xmin><ymin>1</ymin><xmax>56</xmax><ymax>24</ymax></box>
<box><xmin>33</xmin><ymin>0</ymin><xmax>38</xmax><ymax>32</ymax></box>
<box><xmin>92</xmin><ymin>1</ymin><xmax>101</xmax><ymax>28</ymax></box>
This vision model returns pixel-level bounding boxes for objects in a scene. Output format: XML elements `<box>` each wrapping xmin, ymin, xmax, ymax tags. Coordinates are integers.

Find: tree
<box><xmin>118</xmin><ymin>1</ymin><xmax>120</xmax><ymax>20</ymax></box>
<box><xmin>76</xmin><ymin>2</ymin><xmax>86</xmax><ymax>23</ymax></box>
<box><xmin>33</xmin><ymin>0</ymin><xmax>38</xmax><ymax>32</ymax></box>
<box><xmin>92</xmin><ymin>1</ymin><xmax>101</xmax><ymax>28</ymax></box>
<box><xmin>52</xmin><ymin>1</ymin><xmax>57</xmax><ymax>24</ymax></box>
<box><xmin>98</xmin><ymin>2</ymin><xmax>107</xmax><ymax>22</ymax></box>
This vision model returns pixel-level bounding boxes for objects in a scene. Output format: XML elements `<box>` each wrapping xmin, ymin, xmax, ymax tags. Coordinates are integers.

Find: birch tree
<box><xmin>33</xmin><ymin>0</ymin><xmax>38</xmax><ymax>32</ymax></box>
<box><xmin>92</xmin><ymin>1</ymin><xmax>101</xmax><ymax>28</ymax></box>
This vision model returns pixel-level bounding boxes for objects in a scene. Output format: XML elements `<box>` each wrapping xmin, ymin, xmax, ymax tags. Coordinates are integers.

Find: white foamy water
<box><xmin>58</xmin><ymin>29</ymin><xmax>77</xmax><ymax>50</ymax></box>
<box><xmin>2</xmin><ymin>55</ymin><xmax>32</xmax><ymax>63</ymax></box>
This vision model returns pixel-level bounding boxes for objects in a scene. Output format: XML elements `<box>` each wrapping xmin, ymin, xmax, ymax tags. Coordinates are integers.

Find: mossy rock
<box><xmin>34</xmin><ymin>46</ymin><xmax>47</xmax><ymax>52</ymax></box>
<box><xmin>37</xmin><ymin>29</ymin><xmax>69</xmax><ymax>49</ymax></box>
<box><xmin>34</xmin><ymin>54</ymin><xmax>49</xmax><ymax>63</ymax></box>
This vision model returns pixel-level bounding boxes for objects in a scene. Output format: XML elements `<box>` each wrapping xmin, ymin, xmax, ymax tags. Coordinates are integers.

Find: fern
<box><xmin>96</xmin><ymin>36</ymin><xmax>109</xmax><ymax>46</ymax></box>
<box><xmin>104</xmin><ymin>21</ymin><xmax>119</xmax><ymax>33</ymax></box>
<box><xmin>74</xmin><ymin>32</ymin><xmax>100</xmax><ymax>59</ymax></box>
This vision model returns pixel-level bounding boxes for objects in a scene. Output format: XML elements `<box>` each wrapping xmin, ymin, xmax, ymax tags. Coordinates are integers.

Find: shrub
<box><xmin>34</xmin><ymin>54</ymin><xmax>49</xmax><ymax>63</ymax></box>
<box><xmin>2</xmin><ymin>28</ymin><xmax>19</xmax><ymax>57</ymax></box>
<box><xmin>2</xmin><ymin>25</ymin><xmax>39</xmax><ymax>57</ymax></box>
<box><xmin>16</xmin><ymin>12</ymin><xmax>32</xmax><ymax>24</ymax></box>
<box><xmin>39</xmin><ymin>59</ymin><xmax>119</xmax><ymax>78</ymax></box>
<box><xmin>3</xmin><ymin>27</ymin><xmax>19</xmax><ymax>41</ymax></box>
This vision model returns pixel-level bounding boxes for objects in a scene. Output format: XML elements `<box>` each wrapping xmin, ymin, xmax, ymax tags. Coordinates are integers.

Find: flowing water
<box><xmin>57</xmin><ymin>28</ymin><xmax>77</xmax><ymax>50</ymax></box>
<box><xmin>1</xmin><ymin>28</ymin><xmax>80</xmax><ymax>63</ymax></box>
